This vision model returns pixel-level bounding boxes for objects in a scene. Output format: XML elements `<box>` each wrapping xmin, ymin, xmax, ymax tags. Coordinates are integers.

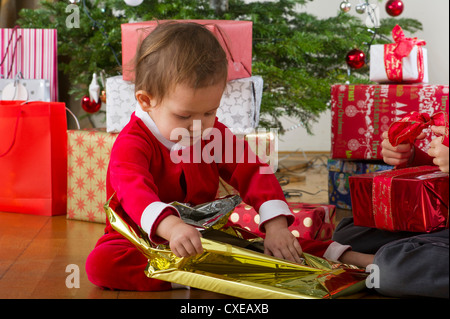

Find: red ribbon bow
<box><xmin>384</xmin><ymin>25</ymin><xmax>427</xmax><ymax>83</ymax></box>
<box><xmin>391</xmin><ymin>24</ymin><xmax>426</xmax><ymax>59</ymax></box>
<box><xmin>388</xmin><ymin>111</ymin><xmax>449</xmax><ymax>147</ymax></box>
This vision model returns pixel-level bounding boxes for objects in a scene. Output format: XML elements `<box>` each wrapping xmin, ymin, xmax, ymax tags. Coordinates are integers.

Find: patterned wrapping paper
<box><xmin>330</xmin><ymin>84</ymin><xmax>449</xmax><ymax>160</ymax></box>
<box><xmin>105</xmin><ymin>76</ymin><xmax>136</xmax><ymax>133</ymax></box>
<box><xmin>216</xmin><ymin>76</ymin><xmax>263</xmax><ymax>134</ymax></box>
<box><xmin>327</xmin><ymin>159</ymin><xmax>393</xmax><ymax>210</ymax></box>
<box><xmin>227</xmin><ymin>202</ymin><xmax>337</xmax><ymax>241</ymax></box>
<box><xmin>105</xmin><ymin>75</ymin><xmax>263</xmax><ymax>134</ymax></box>
<box><xmin>66</xmin><ymin>130</ymin><xmax>118</xmax><ymax>223</ymax></box>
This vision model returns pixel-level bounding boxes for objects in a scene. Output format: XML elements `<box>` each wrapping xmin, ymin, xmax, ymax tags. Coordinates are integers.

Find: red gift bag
<box><xmin>0</xmin><ymin>101</ymin><xmax>67</xmax><ymax>216</ymax></box>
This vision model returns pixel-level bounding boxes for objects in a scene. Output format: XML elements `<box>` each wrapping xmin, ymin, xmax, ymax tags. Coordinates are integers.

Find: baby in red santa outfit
<box><xmin>86</xmin><ymin>21</ymin><xmax>372</xmax><ymax>291</ymax></box>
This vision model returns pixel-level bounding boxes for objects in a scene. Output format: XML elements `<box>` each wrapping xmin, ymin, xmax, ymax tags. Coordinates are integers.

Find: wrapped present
<box><xmin>349</xmin><ymin>166</ymin><xmax>449</xmax><ymax>232</ymax></box>
<box><xmin>67</xmin><ymin>130</ymin><xmax>118</xmax><ymax>223</ymax></box>
<box><xmin>121</xmin><ymin>20</ymin><xmax>252</xmax><ymax>82</ymax></box>
<box><xmin>228</xmin><ymin>202</ymin><xmax>337</xmax><ymax>241</ymax></box>
<box><xmin>330</xmin><ymin>84</ymin><xmax>449</xmax><ymax>159</ymax></box>
<box><xmin>105</xmin><ymin>75</ymin><xmax>263</xmax><ymax>134</ymax></box>
<box><xmin>370</xmin><ymin>25</ymin><xmax>428</xmax><ymax>84</ymax></box>
<box><xmin>0</xmin><ymin>77</ymin><xmax>50</xmax><ymax>101</ymax></box>
<box><xmin>105</xmin><ymin>75</ymin><xmax>135</xmax><ymax>133</ymax></box>
<box><xmin>104</xmin><ymin>197</ymin><xmax>368</xmax><ymax>299</ymax></box>
<box><xmin>1</xmin><ymin>27</ymin><xmax>58</xmax><ymax>101</ymax></box>
<box><xmin>217</xmin><ymin>76</ymin><xmax>263</xmax><ymax>134</ymax></box>
<box><xmin>328</xmin><ymin>159</ymin><xmax>393</xmax><ymax>210</ymax></box>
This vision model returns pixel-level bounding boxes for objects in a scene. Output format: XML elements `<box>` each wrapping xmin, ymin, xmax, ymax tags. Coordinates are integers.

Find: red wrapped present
<box><xmin>121</xmin><ymin>20</ymin><xmax>252</xmax><ymax>82</ymax></box>
<box><xmin>228</xmin><ymin>202</ymin><xmax>337</xmax><ymax>241</ymax></box>
<box><xmin>349</xmin><ymin>166</ymin><xmax>449</xmax><ymax>233</ymax></box>
<box><xmin>370</xmin><ymin>25</ymin><xmax>428</xmax><ymax>84</ymax></box>
<box><xmin>330</xmin><ymin>84</ymin><xmax>449</xmax><ymax>159</ymax></box>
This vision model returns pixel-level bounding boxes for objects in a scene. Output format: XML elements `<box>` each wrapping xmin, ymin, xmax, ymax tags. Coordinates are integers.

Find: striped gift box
<box><xmin>0</xmin><ymin>27</ymin><xmax>58</xmax><ymax>102</ymax></box>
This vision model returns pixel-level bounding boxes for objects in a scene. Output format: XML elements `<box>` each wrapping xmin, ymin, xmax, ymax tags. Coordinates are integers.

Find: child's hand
<box><xmin>156</xmin><ymin>215</ymin><xmax>203</xmax><ymax>257</ymax></box>
<box><xmin>263</xmin><ymin>216</ymin><xmax>303</xmax><ymax>263</ymax></box>
<box><xmin>428</xmin><ymin>126</ymin><xmax>449</xmax><ymax>173</ymax></box>
<box><xmin>380</xmin><ymin>131</ymin><xmax>425</xmax><ymax>166</ymax></box>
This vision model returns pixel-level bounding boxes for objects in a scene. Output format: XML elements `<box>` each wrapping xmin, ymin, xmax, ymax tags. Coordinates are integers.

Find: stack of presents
<box><xmin>1</xmin><ymin>22</ymin><xmax>448</xmax><ymax>298</ymax></box>
<box><xmin>328</xmin><ymin>25</ymin><xmax>449</xmax><ymax>233</ymax></box>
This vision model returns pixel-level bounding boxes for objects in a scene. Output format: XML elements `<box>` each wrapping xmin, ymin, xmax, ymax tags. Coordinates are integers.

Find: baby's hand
<box><xmin>156</xmin><ymin>215</ymin><xmax>203</xmax><ymax>257</ymax></box>
<box><xmin>428</xmin><ymin>126</ymin><xmax>449</xmax><ymax>173</ymax></box>
<box><xmin>263</xmin><ymin>216</ymin><xmax>302</xmax><ymax>263</ymax></box>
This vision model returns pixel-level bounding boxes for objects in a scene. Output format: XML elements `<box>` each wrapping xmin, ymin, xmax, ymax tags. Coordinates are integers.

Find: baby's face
<box><xmin>148</xmin><ymin>83</ymin><xmax>224</xmax><ymax>146</ymax></box>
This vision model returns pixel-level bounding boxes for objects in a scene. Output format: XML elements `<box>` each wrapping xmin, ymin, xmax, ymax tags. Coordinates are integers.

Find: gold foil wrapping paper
<box><xmin>104</xmin><ymin>197</ymin><xmax>367</xmax><ymax>299</ymax></box>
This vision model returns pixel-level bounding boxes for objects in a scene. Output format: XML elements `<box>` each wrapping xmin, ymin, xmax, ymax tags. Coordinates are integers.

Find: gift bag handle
<box><xmin>0</xmin><ymin>26</ymin><xmax>22</xmax><ymax>78</ymax></box>
<box><xmin>0</xmin><ymin>102</ymin><xmax>80</xmax><ymax>158</ymax></box>
<box><xmin>0</xmin><ymin>105</ymin><xmax>22</xmax><ymax>158</ymax></box>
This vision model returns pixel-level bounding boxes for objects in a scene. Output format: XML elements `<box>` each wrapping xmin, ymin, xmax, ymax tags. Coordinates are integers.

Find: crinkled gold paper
<box><xmin>104</xmin><ymin>197</ymin><xmax>367</xmax><ymax>299</ymax></box>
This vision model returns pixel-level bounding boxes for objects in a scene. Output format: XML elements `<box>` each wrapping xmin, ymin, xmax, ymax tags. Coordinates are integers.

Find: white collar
<box><xmin>134</xmin><ymin>102</ymin><xmax>185</xmax><ymax>151</ymax></box>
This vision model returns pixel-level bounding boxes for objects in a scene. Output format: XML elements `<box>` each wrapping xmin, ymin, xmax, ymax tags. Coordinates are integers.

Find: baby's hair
<box><xmin>133</xmin><ymin>21</ymin><xmax>229</xmax><ymax>104</ymax></box>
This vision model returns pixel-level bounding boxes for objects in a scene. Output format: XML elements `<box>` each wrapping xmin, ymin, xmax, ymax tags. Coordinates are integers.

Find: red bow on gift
<box><xmin>384</xmin><ymin>25</ymin><xmax>427</xmax><ymax>83</ymax></box>
<box><xmin>391</xmin><ymin>24</ymin><xmax>427</xmax><ymax>59</ymax></box>
<box><xmin>388</xmin><ymin>111</ymin><xmax>449</xmax><ymax>147</ymax></box>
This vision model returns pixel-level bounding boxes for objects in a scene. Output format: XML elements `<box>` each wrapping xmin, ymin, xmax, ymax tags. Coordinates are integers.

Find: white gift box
<box><xmin>106</xmin><ymin>75</ymin><xmax>263</xmax><ymax>133</ymax></box>
<box><xmin>106</xmin><ymin>76</ymin><xmax>136</xmax><ymax>133</ymax></box>
<box><xmin>0</xmin><ymin>78</ymin><xmax>50</xmax><ymax>101</ymax></box>
<box><xmin>217</xmin><ymin>76</ymin><xmax>263</xmax><ymax>134</ymax></box>
<box><xmin>369</xmin><ymin>45</ymin><xmax>429</xmax><ymax>83</ymax></box>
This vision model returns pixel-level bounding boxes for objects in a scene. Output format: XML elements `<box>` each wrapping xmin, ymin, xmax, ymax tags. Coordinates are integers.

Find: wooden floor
<box><xmin>0</xmin><ymin>152</ymin><xmax>373</xmax><ymax>299</ymax></box>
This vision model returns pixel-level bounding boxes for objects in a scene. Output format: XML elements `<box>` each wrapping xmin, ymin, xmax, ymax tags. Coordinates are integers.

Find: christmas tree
<box><xmin>18</xmin><ymin>0</ymin><xmax>422</xmax><ymax>132</ymax></box>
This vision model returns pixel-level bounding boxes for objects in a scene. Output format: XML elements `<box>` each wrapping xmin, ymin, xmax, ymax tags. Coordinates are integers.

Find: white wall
<box><xmin>251</xmin><ymin>0</ymin><xmax>450</xmax><ymax>152</ymax></box>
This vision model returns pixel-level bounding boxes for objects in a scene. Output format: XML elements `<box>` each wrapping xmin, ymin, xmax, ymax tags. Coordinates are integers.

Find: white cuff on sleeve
<box><xmin>323</xmin><ymin>241</ymin><xmax>352</xmax><ymax>262</ymax></box>
<box><xmin>258</xmin><ymin>200</ymin><xmax>294</xmax><ymax>231</ymax></box>
<box><xmin>140</xmin><ymin>201</ymin><xmax>179</xmax><ymax>236</ymax></box>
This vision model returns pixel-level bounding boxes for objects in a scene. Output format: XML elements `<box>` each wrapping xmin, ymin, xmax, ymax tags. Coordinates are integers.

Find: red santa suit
<box><xmin>86</xmin><ymin>104</ymin><xmax>350</xmax><ymax>291</ymax></box>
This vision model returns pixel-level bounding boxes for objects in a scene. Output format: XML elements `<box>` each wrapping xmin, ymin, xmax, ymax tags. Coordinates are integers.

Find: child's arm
<box><xmin>155</xmin><ymin>215</ymin><xmax>203</xmax><ymax>257</ymax></box>
<box><xmin>338</xmin><ymin>250</ymin><xmax>374</xmax><ymax>268</ymax></box>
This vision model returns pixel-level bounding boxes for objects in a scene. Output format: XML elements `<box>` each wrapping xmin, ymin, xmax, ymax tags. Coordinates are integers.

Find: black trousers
<box><xmin>333</xmin><ymin>217</ymin><xmax>449</xmax><ymax>299</ymax></box>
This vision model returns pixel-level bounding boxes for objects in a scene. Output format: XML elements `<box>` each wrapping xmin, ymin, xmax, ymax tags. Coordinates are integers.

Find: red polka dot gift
<box><xmin>228</xmin><ymin>202</ymin><xmax>337</xmax><ymax>241</ymax></box>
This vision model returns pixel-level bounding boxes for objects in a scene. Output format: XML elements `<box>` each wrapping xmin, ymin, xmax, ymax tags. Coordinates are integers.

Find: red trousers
<box><xmin>86</xmin><ymin>231</ymin><xmax>333</xmax><ymax>291</ymax></box>
<box><xmin>86</xmin><ymin>232</ymin><xmax>172</xmax><ymax>291</ymax></box>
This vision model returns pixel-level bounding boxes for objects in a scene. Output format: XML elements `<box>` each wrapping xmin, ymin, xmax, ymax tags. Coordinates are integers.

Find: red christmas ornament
<box><xmin>385</xmin><ymin>0</ymin><xmax>404</xmax><ymax>17</ymax></box>
<box><xmin>345</xmin><ymin>49</ymin><xmax>366</xmax><ymax>69</ymax></box>
<box><xmin>81</xmin><ymin>95</ymin><xmax>102</xmax><ymax>113</ymax></box>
